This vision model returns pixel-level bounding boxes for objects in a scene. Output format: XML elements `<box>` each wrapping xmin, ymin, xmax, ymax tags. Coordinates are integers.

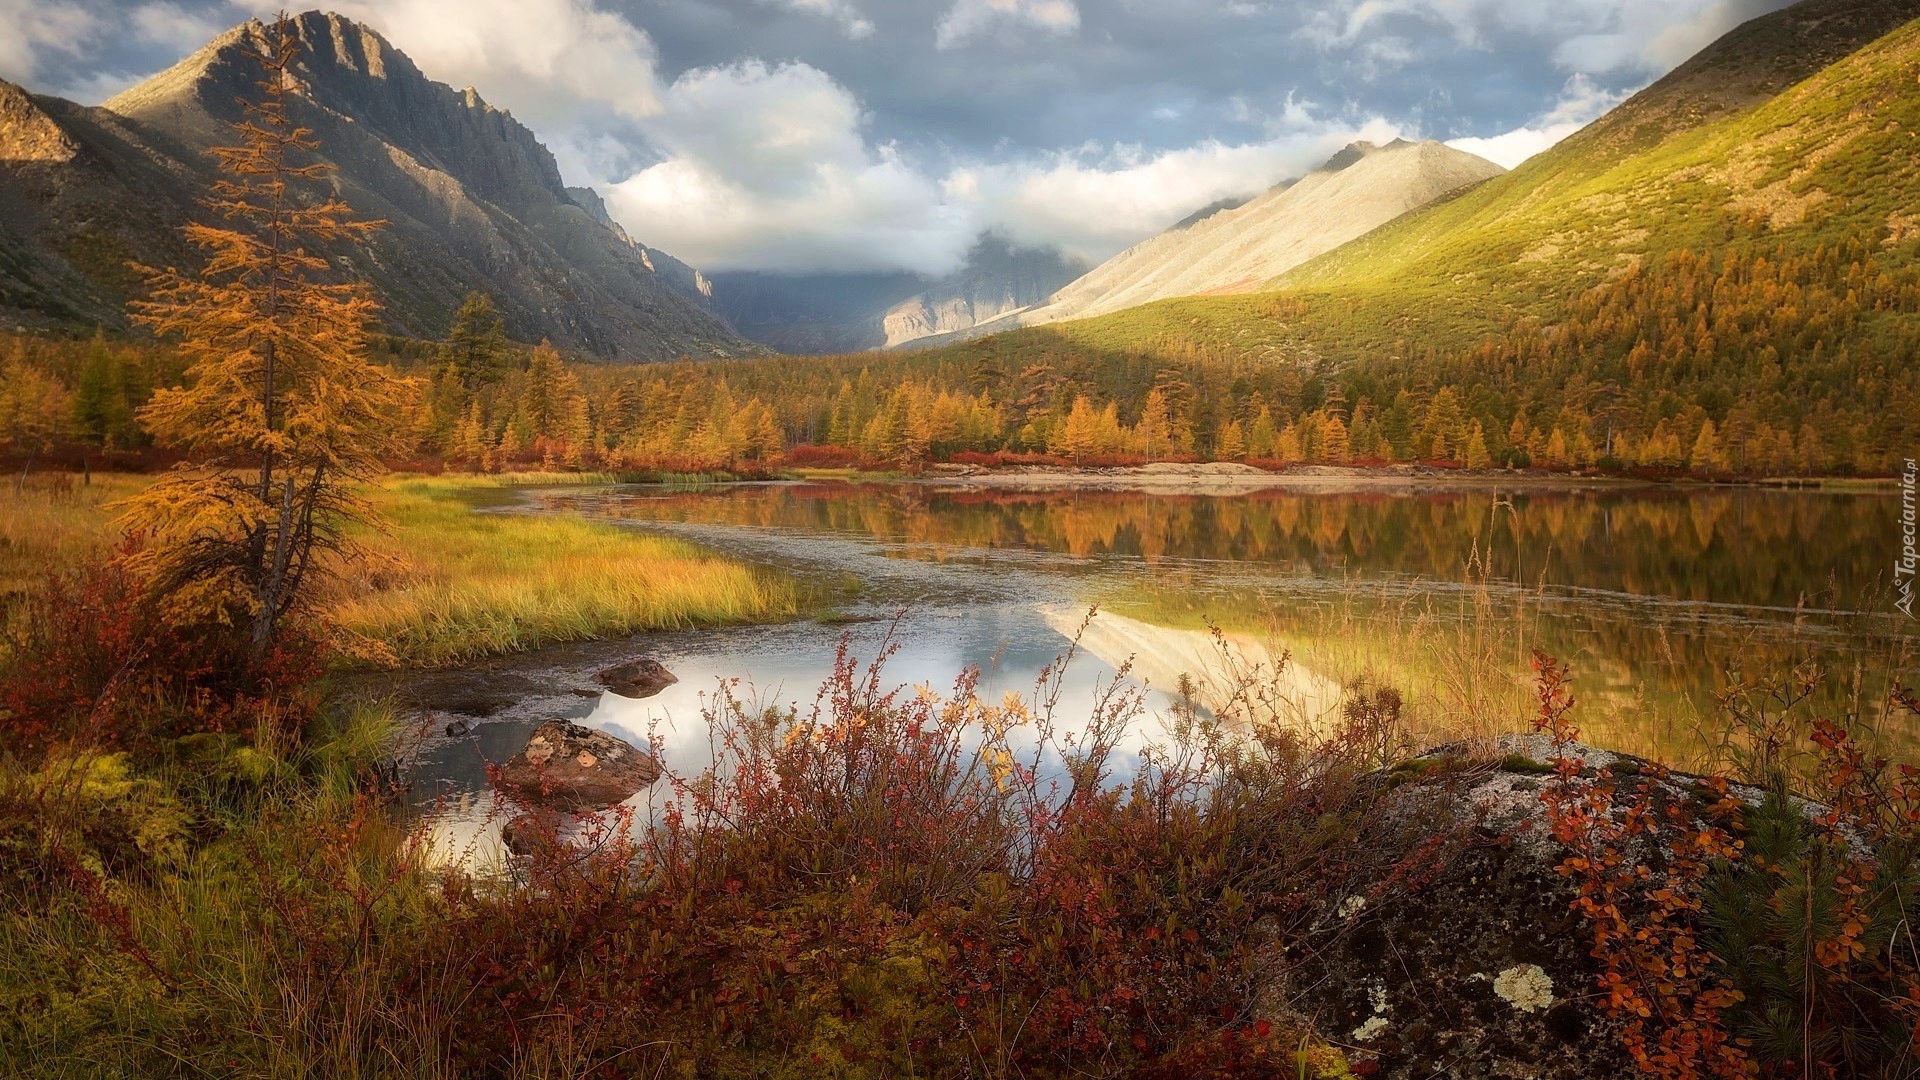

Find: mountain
<box><xmin>0</xmin><ymin>11</ymin><xmax>755</xmax><ymax>360</ymax></box>
<box><xmin>710</xmin><ymin>237</ymin><xmax>1086</xmax><ymax>354</ymax></box>
<box><xmin>914</xmin><ymin>0</ymin><xmax>1920</xmax><ymax>370</ymax></box>
<box><xmin>708</xmin><ymin>270</ymin><xmax>925</xmax><ymax>355</ymax></box>
<box><xmin>1270</xmin><ymin>0</ymin><xmax>1920</xmax><ymax>316</ymax></box>
<box><xmin>855</xmin><ymin>0</ymin><xmax>1920</xmax><ymax>475</ymax></box>
<box><xmin>878</xmin><ymin>237</ymin><xmax>1088</xmax><ymax>346</ymax></box>
<box><xmin>998</xmin><ymin>140</ymin><xmax>1503</xmax><ymax>331</ymax></box>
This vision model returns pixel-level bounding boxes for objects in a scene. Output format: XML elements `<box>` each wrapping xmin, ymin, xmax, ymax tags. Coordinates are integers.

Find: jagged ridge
<box><xmin>0</xmin><ymin>10</ymin><xmax>755</xmax><ymax>360</ymax></box>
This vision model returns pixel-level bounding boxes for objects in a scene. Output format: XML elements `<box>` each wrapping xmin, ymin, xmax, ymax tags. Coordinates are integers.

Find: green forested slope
<box><xmin>869</xmin><ymin>9</ymin><xmax>1920</xmax><ymax>472</ymax></box>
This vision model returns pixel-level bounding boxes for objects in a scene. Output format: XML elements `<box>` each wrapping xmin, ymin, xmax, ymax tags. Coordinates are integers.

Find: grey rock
<box><xmin>1271</xmin><ymin>735</ymin><xmax>1789</xmax><ymax>1079</ymax></box>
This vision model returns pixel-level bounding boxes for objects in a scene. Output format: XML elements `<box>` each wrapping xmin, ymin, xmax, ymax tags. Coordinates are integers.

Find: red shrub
<box><xmin>783</xmin><ymin>443</ymin><xmax>865</xmax><ymax>468</ymax></box>
<box><xmin>426</xmin><ymin>629</ymin><xmax>1407</xmax><ymax>1076</ymax></box>
<box><xmin>0</xmin><ymin>541</ymin><xmax>324</xmax><ymax>760</ymax></box>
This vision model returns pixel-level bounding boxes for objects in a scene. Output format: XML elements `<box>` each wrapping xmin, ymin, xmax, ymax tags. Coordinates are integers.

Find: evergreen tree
<box><xmin>1319</xmin><ymin>414</ymin><xmax>1350</xmax><ymax>463</ymax></box>
<box><xmin>1216</xmin><ymin>419</ymin><xmax>1246</xmax><ymax>461</ymax></box>
<box><xmin>445</xmin><ymin>291</ymin><xmax>508</xmax><ymax>388</ymax></box>
<box><xmin>0</xmin><ymin>348</ymin><xmax>69</xmax><ymax>476</ymax></box>
<box><xmin>520</xmin><ymin>340</ymin><xmax>572</xmax><ymax>441</ymax></box>
<box><xmin>1690</xmin><ymin>419</ymin><xmax>1720</xmax><ymax>473</ymax></box>
<box><xmin>1465</xmin><ymin>420</ymin><xmax>1492</xmax><ymax>470</ymax></box>
<box><xmin>70</xmin><ymin>329</ymin><xmax>135</xmax><ymax>448</ymax></box>
<box><xmin>1137</xmin><ymin>388</ymin><xmax>1172</xmax><ymax>462</ymax></box>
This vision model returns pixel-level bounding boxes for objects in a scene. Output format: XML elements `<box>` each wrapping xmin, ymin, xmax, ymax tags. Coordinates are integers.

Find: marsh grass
<box><xmin>325</xmin><ymin>476</ymin><xmax>800</xmax><ymax>667</ymax></box>
<box><xmin>0</xmin><ymin>622</ymin><xmax>1408</xmax><ymax>1078</ymax></box>
<box><xmin>0</xmin><ymin>702</ymin><xmax>471</xmax><ymax>1080</ymax></box>
<box><xmin>0</xmin><ymin>473</ymin><xmax>151</xmax><ymax>602</ymax></box>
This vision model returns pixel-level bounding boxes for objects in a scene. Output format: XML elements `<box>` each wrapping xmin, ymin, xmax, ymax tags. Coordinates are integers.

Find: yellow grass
<box><xmin>328</xmin><ymin>475</ymin><xmax>799</xmax><ymax>667</ymax></box>
<box><xmin>0</xmin><ymin>472</ymin><xmax>152</xmax><ymax>601</ymax></box>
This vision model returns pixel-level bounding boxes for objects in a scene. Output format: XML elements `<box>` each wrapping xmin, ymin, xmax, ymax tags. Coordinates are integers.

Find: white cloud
<box><xmin>1305</xmin><ymin>0</ymin><xmax>1794</xmax><ymax>75</ymax></box>
<box><xmin>606</xmin><ymin>61</ymin><xmax>972</xmax><ymax>274</ymax></box>
<box><xmin>759</xmin><ymin>0</ymin><xmax>876</xmax><ymax>40</ymax></box>
<box><xmin>230</xmin><ymin>0</ymin><xmax>665</xmax><ymax>122</ymax></box>
<box><xmin>1638</xmin><ymin>0</ymin><xmax>1789</xmax><ymax>71</ymax></box>
<box><xmin>0</xmin><ymin>0</ymin><xmax>231</xmax><ymax>101</ymax></box>
<box><xmin>131</xmin><ymin>3</ymin><xmax>229</xmax><ymax>53</ymax></box>
<box><xmin>0</xmin><ymin>0</ymin><xmax>97</xmax><ymax>88</ymax></box>
<box><xmin>935</xmin><ymin>0</ymin><xmax>1080</xmax><ymax>49</ymax></box>
<box><xmin>1446</xmin><ymin>73</ymin><xmax>1625</xmax><ymax>168</ymax></box>
<box><xmin>952</xmin><ymin>119</ymin><xmax>1404</xmax><ymax>262</ymax></box>
<box><xmin>602</xmin><ymin>58</ymin><xmax>1401</xmax><ymax>274</ymax></box>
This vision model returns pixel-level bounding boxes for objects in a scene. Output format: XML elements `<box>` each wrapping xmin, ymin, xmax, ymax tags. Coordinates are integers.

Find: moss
<box><xmin>1498</xmin><ymin>754</ymin><xmax>1556</xmax><ymax>776</ymax></box>
<box><xmin>1296</xmin><ymin>1040</ymin><xmax>1357</xmax><ymax>1079</ymax></box>
<box><xmin>1386</xmin><ymin>757</ymin><xmax>1442</xmax><ymax>789</ymax></box>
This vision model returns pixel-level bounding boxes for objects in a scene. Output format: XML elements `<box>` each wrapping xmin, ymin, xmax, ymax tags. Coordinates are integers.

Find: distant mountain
<box><xmin>909</xmin><ymin>0</ymin><xmax>1920</xmax><ymax>368</ymax></box>
<box><xmin>711</xmin><ymin>236</ymin><xmax>1086</xmax><ymax>354</ymax></box>
<box><xmin>956</xmin><ymin>139</ymin><xmax>1502</xmax><ymax>339</ymax></box>
<box><xmin>0</xmin><ymin>11</ymin><xmax>755</xmax><ymax>360</ymax></box>
<box><xmin>708</xmin><ymin>270</ymin><xmax>925</xmax><ymax>355</ymax></box>
<box><xmin>872</xmin><ymin>0</ymin><xmax>1920</xmax><ymax>476</ymax></box>
<box><xmin>879</xmin><ymin>237</ymin><xmax>1087</xmax><ymax>347</ymax></box>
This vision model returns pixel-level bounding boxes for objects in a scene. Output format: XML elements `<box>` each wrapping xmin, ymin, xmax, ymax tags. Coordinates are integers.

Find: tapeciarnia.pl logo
<box><xmin>1900</xmin><ymin>458</ymin><xmax>1917</xmax><ymax>618</ymax></box>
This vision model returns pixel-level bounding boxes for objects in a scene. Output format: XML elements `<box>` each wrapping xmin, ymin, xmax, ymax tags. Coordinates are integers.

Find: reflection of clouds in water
<box><xmin>414</xmin><ymin>604</ymin><xmax>1301</xmax><ymax>868</ymax></box>
<box><xmin>1041</xmin><ymin>606</ymin><xmax>1344</xmax><ymax>730</ymax></box>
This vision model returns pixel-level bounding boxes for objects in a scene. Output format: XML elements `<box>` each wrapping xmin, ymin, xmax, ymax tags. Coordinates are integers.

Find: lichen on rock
<box><xmin>1493</xmin><ymin>963</ymin><xmax>1555</xmax><ymax>1013</ymax></box>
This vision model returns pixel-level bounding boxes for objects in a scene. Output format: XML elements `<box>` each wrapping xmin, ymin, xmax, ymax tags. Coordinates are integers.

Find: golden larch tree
<box><xmin>119</xmin><ymin>14</ymin><xmax>412</xmax><ymax>661</ymax></box>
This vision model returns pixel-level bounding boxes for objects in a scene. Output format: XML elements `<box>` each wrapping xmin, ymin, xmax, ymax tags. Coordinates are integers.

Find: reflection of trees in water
<box><xmin>565</xmin><ymin>485</ymin><xmax>1890</xmax><ymax>611</ymax></box>
<box><xmin>1095</xmin><ymin>570</ymin><xmax>1916</xmax><ymax>768</ymax></box>
<box><xmin>550</xmin><ymin>483</ymin><xmax>1915</xmax><ymax>765</ymax></box>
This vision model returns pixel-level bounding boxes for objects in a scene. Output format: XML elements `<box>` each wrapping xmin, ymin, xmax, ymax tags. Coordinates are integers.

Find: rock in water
<box><xmin>496</xmin><ymin>721</ymin><xmax>661</xmax><ymax>813</ymax></box>
<box><xmin>596</xmin><ymin>658</ymin><xmax>678</xmax><ymax>700</ymax></box>
<box><xmin>500</xmin><ymin>809</ymin><xmax>562</xmax><ymax>857</ymax></box>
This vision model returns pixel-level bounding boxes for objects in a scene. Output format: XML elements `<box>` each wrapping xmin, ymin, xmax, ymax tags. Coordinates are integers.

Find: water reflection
<box><xmin>411</xmin><ymin>608</ymin><xmax>1285</xmax><ymax>867</ymax></box>
<box><xmin>413</xmin><ymin>480</ymin><xmax>1918</xmax><ymax>865</ymax></box>
<box><xmin>543</xmin><ymin>482</ymin><xmax>1915</xmax><ymax>755</ymax></box>
<box><xmin>558</xmin><ymin>483</ymin><xmax>1887</xmax><ymax>604</ymax></box>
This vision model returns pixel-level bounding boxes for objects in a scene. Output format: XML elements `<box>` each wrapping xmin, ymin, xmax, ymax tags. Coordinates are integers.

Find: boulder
<box><xmin>596</xmin><ymin>657</ymin><xmax>678</xmax><ymax>700</ymax></box>
<box><xmin>1267</xmin><ymin>734</ymin><xmax>1786</xmax><ymax>1080</ymax></box>
<box><xmin>500</xmin><ymin>809</ymin><xmax>561</xmax><ymax>857</ymax></box>
<box><xmin>495</xmin><ymin>720</ymin><xmax>661</xmax><ymax>813</ymax></box>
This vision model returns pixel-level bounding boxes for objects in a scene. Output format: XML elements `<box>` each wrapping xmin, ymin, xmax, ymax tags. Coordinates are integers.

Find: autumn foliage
<box><xmin>1535</xmin><ymin>651</ymin><xmax>1920</xmax><ymax>1079</ymax></box>
<box><xmin>405</xmin><ymin>633</ymin><xmax>1402</xmax><ymax>1077</ymax></box>
<box><xmin>116</xmin><ymin>14</ymin><xmax>411</xmax><ymax>659</ymax></box>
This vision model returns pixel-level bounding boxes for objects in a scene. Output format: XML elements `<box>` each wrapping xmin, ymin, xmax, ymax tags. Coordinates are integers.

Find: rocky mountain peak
<box><xmin>1321</xmin><ymin>138</ymin><xmax>1416</xmax><ymax>173</ymax></box>
<box><xmin>105</xmin><ymin>10</ymin><xmax>570</xmax><ymax>216</ymax></box>
<box><xmin>0</xmin><ymin>81</ymin><xmax>77</xmax><ymax>164</ymax></box>
<box><xmin>0</xmin><ymin>9</ymin><xmax>751</xmax><ymax>358</ymax></box>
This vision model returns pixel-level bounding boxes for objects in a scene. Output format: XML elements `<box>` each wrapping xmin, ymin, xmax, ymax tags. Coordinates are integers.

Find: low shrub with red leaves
<box><xmin>419</xmin><ymin>627</ymin><xmax>1405</xmax><ymax>1077</ymax></box>
<box><xmin>0</xmin><ymin>540</ymin><xmax>324</xmax><ymax>762</ymax></box>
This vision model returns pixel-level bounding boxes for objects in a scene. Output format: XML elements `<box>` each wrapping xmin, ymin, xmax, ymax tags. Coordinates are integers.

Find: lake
<box><xmin>406</xmin><ymin>477</ymin><xmax>1917</xmax><ymax>863</ymax></box>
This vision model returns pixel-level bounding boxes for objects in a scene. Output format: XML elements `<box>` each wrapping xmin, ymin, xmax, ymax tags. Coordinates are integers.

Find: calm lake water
<box><xmin>409</xmin><ymin>479</ymin><xmax>1917</xmax><ymax>863</ymax></box>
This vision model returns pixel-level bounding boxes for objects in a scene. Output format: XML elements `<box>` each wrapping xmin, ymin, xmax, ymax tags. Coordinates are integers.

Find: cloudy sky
<box><xmin>1</xmin><ymin>0</ymin><xmax>1793</xmax><ymax>275</ymax></box>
